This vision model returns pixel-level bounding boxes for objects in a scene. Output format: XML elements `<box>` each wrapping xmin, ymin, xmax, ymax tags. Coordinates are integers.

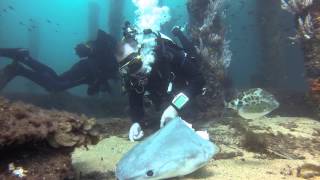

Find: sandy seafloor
<box><xmin>72</xmin><ymin>116</ymin><xmax>320</xmax><ymax>180</ymax></box>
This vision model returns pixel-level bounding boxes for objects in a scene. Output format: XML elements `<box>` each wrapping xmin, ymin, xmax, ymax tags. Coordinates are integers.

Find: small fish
<box><xmin>19</xmin><ymin>21</ymin><xmax>25</xmax><ymax>26</ymax></box>
<box><xmin>226</xmin><ymin>88</ymin><xmax>279</xmax><ymax>119</ymax></box>
<box><xmin>8</xmin><ymin>6</ymin><xmax>14</xmax><ymax>10</ymax></box>
<box><xmin>46</xmin><ymin>19</ymin><xmax>51</xmax><ymax>23</ymax></box>
<box><xmin>3</xmin><ymin>9</ymin><xmax>7</xmax><ymax>12</ymax></box>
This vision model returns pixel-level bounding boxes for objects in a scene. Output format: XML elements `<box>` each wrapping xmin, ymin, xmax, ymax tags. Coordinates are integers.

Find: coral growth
<box><xmin>281</xmin><ymin>0</ymin><xmax>319</xmax><ymax>40</ymax></box>
<box><xmin>298</xmin><ymin>13</ymin><xmax>315</xmax><ymax>39</ymax></box>
<box><xmin>281</xmin><ymin>0</ymin><xmax>313</xmax><ymax>14</ymax></box>
<box><xmin>310</xmin><ymin>78</ymin><xmax>320</xmax><ymax>92</ymax></box>
<box><xmin>0</xmin><ymin>97</ymin><xmax>99</xmax><ymax>148</ymax></box>
<box><xmin>281</xmin><ymin>1</ymin><xmax>320</xmax><ymax>117</ymax></box>
<box><xmin>0</xmin><ymin>97</ymin><xmax>100</xmax><ymax>179</ymax></box>
<box><xmin>187</xmin><ymin>0</ymin><xmax>231</xmax><ymax>119</ymax></box>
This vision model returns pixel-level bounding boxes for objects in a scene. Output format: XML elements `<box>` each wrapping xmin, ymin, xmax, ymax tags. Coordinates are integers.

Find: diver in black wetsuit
<box><xmin>117</xmin><ymin>23</ymin><xmax>205</xmax><ymax>141</ymax></box>
<box><xmin>0</xmin><ymin>30</ymin><xmax>119</xmax><ymax>95</ymax></box>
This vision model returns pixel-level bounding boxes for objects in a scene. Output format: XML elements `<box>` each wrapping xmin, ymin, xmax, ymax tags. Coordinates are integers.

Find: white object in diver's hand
<box><xmin>160</xmin><ymin>105</ymin><xmax>178</xmax><ymax>128</ymax></box>
<box><xmin>129</xmin><ymin>122</ymin><xmax>144</xmax><ymax>142</ymax></box>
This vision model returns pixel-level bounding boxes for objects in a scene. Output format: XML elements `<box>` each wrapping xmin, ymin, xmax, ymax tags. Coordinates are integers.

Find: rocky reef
<box><xmin>187</xmin><ymin>0</ymin><xmax>231</xmax><ymax>119</ymax></box>
<box><xmin>0</xmin><ymin>97</ymin><xmax>100</xmax><ymax>179</ymax></box>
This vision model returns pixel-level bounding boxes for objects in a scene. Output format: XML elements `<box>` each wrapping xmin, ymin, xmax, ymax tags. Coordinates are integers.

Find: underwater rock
<box><xmin>226</xmin><ymin>88</ymin><xmax>280</xmax><ymax>119</ymax></box>
<box><xmin>0</xmin><ymin>145</ymin><xmax>74</xmax><ymax>180</ymax></box>
<box><xmin>0</xmin><ymin>96</ymin><xmax>101</xmax><ymax>179</ymax></box>
<box><xmin>0</xmin><ymin>97</ymin><xmax>99</xmax><ymax>148</ymax></box>
<box><xmin>297</xmin><ymin>163</ymin><xmax>320</xmax><ymax>179</ymax></box>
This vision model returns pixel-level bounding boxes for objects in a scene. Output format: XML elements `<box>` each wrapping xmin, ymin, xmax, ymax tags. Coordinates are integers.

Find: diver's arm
<box><xmin>160</xmin><ymin>55</ymin><xmax>205</xmax><ymax>128</ymax></box>
<box><xmin>180</xmin><ymin>57</ymin><xmax>205</xmax><ymax>99</ymax></box>
<box><xmin>128</xmin><ymin>89</ymin><xmax>145</xmax><ymax>123</ymax></box>
<box><xmin>172</xmin><ymin>27</ymin><xmax>198</xmax><ymax>58</ymax></box>
<box><xmin>128</xmin><ymin>89</ymin><xmax>145</xmax><ymax>141</ymax></box>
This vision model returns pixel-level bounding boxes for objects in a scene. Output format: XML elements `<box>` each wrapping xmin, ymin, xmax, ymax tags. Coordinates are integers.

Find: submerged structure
<box><xmin>281</xmin><ymin>0</ymin><xmax>320</xmax><ymax>117</ymax></box>
<box><xmin>187</xmin><ymin>0</ymin><xmax>231</xmax><ymax>118</ymax></box>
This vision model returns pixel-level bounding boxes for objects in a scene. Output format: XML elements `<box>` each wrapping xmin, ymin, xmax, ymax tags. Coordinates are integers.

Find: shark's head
<box><xmin>115</xmin><ymin>118</ymin><xmax>219</xmax><ymax>180</ymax></box>
<box><xmin>116</xmin><ymin>158</ymin><xmax>189</xmax><ymax>180</ymax></box>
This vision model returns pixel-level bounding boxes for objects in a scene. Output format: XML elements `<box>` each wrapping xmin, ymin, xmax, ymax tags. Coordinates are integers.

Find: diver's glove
<box><xmin>160</xmin><ymin>105</ymin><xmax>178</xmax><ymax>128</ymax></box>
<box><xmin>160</xmin><ymin>92</ymin><xmax>190</xmax><ymax>128</ymax></box>
<box><xmin>129</xmin><ymin>122</ymin><xmax>144</xmax><ymax>142</ymax></box>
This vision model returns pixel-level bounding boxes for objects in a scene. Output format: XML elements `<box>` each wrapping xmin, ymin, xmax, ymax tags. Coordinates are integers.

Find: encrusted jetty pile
<box><xmin>281</xmin><ymin>0</ymin><xmax>320</xmax><ymax>116</ymax></box>
<box><xmin>187</xmin><ymin>0</ymin><xmax>231</xmax><ymax>118</ymax></box>
<box><xmin>0</xmin><ymin>97</ymin><xmax>99</xmax><ymax>179</ymax></box>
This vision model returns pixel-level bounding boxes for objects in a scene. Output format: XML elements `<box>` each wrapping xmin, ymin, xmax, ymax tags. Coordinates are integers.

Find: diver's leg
<box><xmin>171</xmin><ymin>26</ymin><xmax>198</xmax><ymax>57</ymax></box>
<box><xmin>12</xmin><ymin>64</ymin><xmax>62</xmax><ymax>92</ymax></box>
<box><xmin>17</xmin><ymin>66</ymin><xmax>86</xmax><ymax>92</ymax></box>
<box><xmin>0</xmin><ymin>48</ymin><xmax>58</xmax><ymax>77</ymax></box>
<box><xmin>0</xmin><ymin>61</ymin><xmax>86</xmax><ymax>93</ymax></box>
<box><xmin>22</xmin><ymin>57</ymin><xmax>58</xmax><ymax>77</ymax></box>
<box><xmin>0</xmin><ymin>62</ymin><xmax>56</xmax><ymax>92</ymax></box>
<box><xmin>55</xmin><ymin>60</ymin><xmax>92</xmax><ymax>92</ymax></box>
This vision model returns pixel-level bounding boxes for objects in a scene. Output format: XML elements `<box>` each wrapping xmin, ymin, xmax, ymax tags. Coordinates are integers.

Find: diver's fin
<box><xmin>0</xmin><ymin>48</ymin><xmax>29</xmax><ymax>61</ymax></box>
<box><xmin>0</xmin><ymin>62</ymin><xmax>19</xmax><ymax>90</ymax></box>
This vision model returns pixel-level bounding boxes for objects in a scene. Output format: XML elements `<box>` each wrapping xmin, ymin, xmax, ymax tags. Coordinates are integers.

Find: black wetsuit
<box><xmin>0</xmin><ymin>50</ymin><xmax>118</xmax><ymax>95</ymax></box>
<box><xmin>125</xmin><ymin>31</ymin><xmax>205</xmax><ymax>125</ymax></box>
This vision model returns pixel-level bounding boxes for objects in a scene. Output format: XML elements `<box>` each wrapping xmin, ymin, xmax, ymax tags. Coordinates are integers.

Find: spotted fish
<box><xmin>226</xmin><ymin>88</ymin><xmax>279</xmax><ymax>119</ymax></box>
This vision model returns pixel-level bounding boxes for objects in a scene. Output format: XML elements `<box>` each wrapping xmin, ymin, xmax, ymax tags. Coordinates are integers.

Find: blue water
<box><xmin>0</xmin><ymin>0</ymin><xmax>306</xmax><ymax>95</ymax></box>
<box><xmin>0</xmin><ymin>0</ymin><xmax>188</xmax><ymax>95</ymax></box>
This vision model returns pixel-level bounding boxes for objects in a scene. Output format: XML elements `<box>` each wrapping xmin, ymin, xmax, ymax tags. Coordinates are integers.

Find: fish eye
<box><xmin>146</xmin><ymin>170</ymin><xmax>154</xmax><ymax>177</ymax></box>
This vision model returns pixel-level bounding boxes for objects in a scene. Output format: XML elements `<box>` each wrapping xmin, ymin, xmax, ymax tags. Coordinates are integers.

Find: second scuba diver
<box><xmin>117</xmin><ymin>22</ymin><xmax>205</xmax><ymax>141</ymax></box>
<box><xmin>0</xmin><ymin>30</ymin><xmax>119</xmax><ymax>95</ymax></box>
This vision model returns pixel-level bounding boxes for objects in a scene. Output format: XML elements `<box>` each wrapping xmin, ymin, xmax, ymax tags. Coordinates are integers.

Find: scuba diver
<box><xmin>0</xmin><ymin>30</ymin><xmax>119</xmax><ymax>95</ymax></box>
<box><xmin>117</xmin><ymin>22</ymin><xmax>205</xmax><ymax>142</ymax></box>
